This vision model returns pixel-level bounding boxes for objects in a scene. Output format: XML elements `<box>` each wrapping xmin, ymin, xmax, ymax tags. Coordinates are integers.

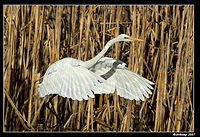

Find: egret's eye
<box><xmin>124</xmin><ymin>37</ymin><xmax>129</xmax><ymax>39</ymax></box>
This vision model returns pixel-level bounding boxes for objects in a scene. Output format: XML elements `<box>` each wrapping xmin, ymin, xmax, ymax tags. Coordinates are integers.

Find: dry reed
<box><xmin>4</xmin><ymin>5</ymin><xmax>194</xmax><ymax>132</ymax></box>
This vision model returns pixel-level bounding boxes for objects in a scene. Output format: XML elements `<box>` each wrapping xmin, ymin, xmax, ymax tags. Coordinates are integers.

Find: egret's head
<box><xmin>116</xmin><ymin>34</ymin><xmax>146</xmax><ymax>42</ymax></box>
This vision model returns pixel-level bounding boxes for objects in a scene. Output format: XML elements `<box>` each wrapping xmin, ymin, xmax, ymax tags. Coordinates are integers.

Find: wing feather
<box><xmin>38</xmin><ymin>58</ymin><xmax>105</xmax><ymax>100</ymax></box>
<box><xmin>117</xmin><ymin>70</ymin><xmax>141</xmax><ymax>100</ymax></box>
<box><xmin>115</xmin><ymin>70</ymin><xmax>129</xmax><ymax>99</ymax></box>
<box><xmin>70</xmin><ymin>70</ymin><xmax>77</xmax><ymax>100</ymax></box>
<box><xmin>75</xmin><ymin>73</ymin><xmax>86</xmax><ymax>100</ymax></box>
<box><xmin>95</xmin><ymin>73</ymin><xmax>116</xmax><ymax>94</ymax></box>
<box><xmin>122</xmin><ymin>69</ymin><xmax>145</xmax><ymax>100</ymax></box>
<box><xmin>127</xmin><ymin>69</ymin><xmax>153</xmax><ymax>95</ymax></box>
<box><xmin>123</xmin><ymin>70</ymin><xmax>141</xmax><ymax>100</ymax></box>
<box><xmin>90</xmin><ymin>57</ymin><xmax>154</xmax><ymax>101</ymax></box>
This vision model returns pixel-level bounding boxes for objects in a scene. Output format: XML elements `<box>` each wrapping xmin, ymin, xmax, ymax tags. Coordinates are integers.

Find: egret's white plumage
<box><xmin>38</xmin><ymin>58</ymin><xmax>105</xmax><ymax>101</ymax></box>
<box><xmin>89</xmin><ymin>57</ymin><xmax>154</xmax><ymax>101</ymax></box>
<box><xmin>38</xmin><ymin>34</ymin><xmax>154</xmax><ymax>101</ymax></box>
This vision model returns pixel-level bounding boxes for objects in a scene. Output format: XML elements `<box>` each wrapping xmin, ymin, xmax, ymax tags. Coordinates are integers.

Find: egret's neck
<box><xmin>80</xmin><ymin>38</ymin><xmax>119</xmax><ymax>68</ymax></box>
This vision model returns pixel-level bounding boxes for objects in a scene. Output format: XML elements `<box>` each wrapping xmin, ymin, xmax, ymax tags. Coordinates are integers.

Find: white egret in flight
<box><xmin>38</xmin><ymin>34</ymin><xmax>154</xmax><ymax>100</ymax></box>
<box><xmin>38</xmin><ymin>34</ymin><xmax>154</xmax><ymax>130</ymax></box>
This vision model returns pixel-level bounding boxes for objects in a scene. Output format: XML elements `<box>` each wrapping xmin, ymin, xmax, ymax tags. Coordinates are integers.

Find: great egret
<box><xmin>38</xmin><ymin>34</ymin><xmax>153</xmax><ymax>100</ymax></box>
<box><xmin>89</xmin><ymin>57</ymin><xmax>154</xmax><ymax>101</ymax></box>
<box><xmin>38</xmin><ymin>34</ymin><xmax>154</xmax><ymax>130</ymax></box>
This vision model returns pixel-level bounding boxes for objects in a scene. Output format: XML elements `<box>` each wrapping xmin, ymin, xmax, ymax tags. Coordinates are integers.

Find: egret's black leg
<box><xmin>45</xmin><ymin>94</ymin><xmax>64</xmax><ymax>131</ymax></box>
<box><xmin>48</xmin><ymin>99</ymin><xmax>64</xmax><ymax>130</ymax></box>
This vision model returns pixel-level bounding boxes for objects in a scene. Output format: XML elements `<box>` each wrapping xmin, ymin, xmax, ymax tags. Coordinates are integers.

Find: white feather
<box><xmin>38</xmin><ymin>34</ymin><xmax>153</xmax><ymax>101</ymax></box>
<box><xmin>90</xmin><ymin>57</ymin><xmax>154</xmax><ymax>101</ymax></box>
<box><xmin>38</xmin><ymin>58</ymin><xmax>105</xmax><ymax>101</ymax></box>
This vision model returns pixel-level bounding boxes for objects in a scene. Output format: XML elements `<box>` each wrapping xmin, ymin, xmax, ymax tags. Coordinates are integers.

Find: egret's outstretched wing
<box><xmin>38</xmin><ymin>58</ymin><xmax>105</xmax><ymax>101</ymax></box>
<box><xmin>90</xmin><ymin>57</ymin><xmax>154</xmax><ymax>101</ymax></box>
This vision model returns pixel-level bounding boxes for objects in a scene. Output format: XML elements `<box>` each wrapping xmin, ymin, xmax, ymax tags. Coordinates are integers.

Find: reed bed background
<box><xmin>4</xmin><ymin>5</ymin><xmax>194</xmax><ymax>132</ymax></box>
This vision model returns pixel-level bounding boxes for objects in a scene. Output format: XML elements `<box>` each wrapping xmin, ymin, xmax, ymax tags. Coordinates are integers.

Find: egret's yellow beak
<box><xmin>128</xmin><ymin>37</ymin><xmax>146</xmax><ymax>42</ymax></box>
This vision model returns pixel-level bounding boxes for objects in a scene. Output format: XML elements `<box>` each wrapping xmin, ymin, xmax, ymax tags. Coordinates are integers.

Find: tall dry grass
<box><xmin>4</xmin><ymin>5</ymin><xmax>194</xmax><ymax>132</ymax></box>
